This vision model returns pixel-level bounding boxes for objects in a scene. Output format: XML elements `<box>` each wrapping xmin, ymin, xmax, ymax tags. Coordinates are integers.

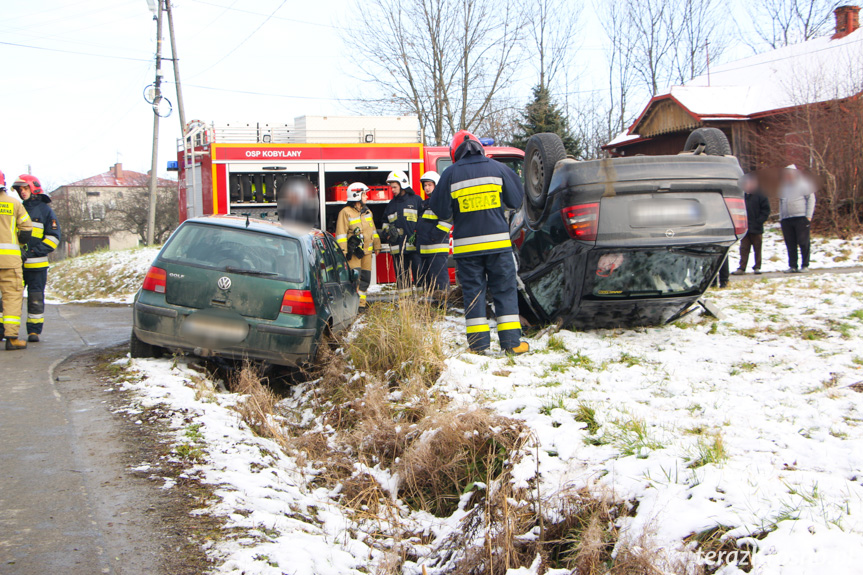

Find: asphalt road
<box><xmin>0</xmin><ymin>303</ymin><xmax>166</xmax><ymax>575</ymax></box>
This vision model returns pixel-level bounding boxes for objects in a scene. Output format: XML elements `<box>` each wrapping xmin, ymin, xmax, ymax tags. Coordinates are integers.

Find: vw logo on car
<box><xmin>217</xmin><ymin>276</ymin><xmax>232</xmax><ymax>291</ymax></box>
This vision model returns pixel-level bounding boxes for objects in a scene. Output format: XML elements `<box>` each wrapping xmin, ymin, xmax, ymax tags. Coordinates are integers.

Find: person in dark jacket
<box><xmin>430</xmin><ymin>131</ymin><xmax>529</xmax><ymax>355</ymax></box>
<box><xmin>12</xmin><ymin>175</ymin><xmax>61</xmax><ymax>342</ymax></box>
<box><xmin>416</xmin><ymin>171</ymin><xmax>451</xmax><ymax>293</ymax></box>
<box><xmin>733</xmin><ymin>173</ymin><xmax>771</xmax><ymax>275</ymax></box>
<box><xmin>382</xmin><ymin>170</ymin><xmax>423</xmax><ymax>289</ymax></box>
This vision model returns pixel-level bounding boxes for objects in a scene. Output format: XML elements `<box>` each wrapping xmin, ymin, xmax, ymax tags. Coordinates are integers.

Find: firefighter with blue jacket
<box><xmin>12</xmin><ymin>175</ymin><xmax>61</xmax><ymax>342</ymax></box>
<box><xmin>416</xmin><ymin>171</ymin><xmax>451</xmax><ymax>293</ymax></box>
<box><xmin>429</xmin><ymin>131</ymin><xmax>529</xmax><ymax>355</ymax></box>
<box><xmin>382</xmin><ymin>170</ymin><xmax>422</xmax><ymax>289</ymax></box>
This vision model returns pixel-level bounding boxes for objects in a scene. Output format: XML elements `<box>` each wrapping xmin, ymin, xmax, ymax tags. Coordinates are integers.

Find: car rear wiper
<box><xmin>225</xmin><ymin>266</ymin><xmax>278</xmax><ymax>276</ymax></box>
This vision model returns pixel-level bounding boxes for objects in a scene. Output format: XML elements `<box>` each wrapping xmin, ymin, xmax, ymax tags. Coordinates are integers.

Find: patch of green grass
<box><xmin>849</xmin><ymin>309</ymin><xmax>863</xmax><ymax>321</ymax></box>
<box><xmin>539</xmin><ymin>380</ymin><xmax>562</xmax><ymax>388</ymax></box>
<box><xmin>540</xmin><ymin>395</ymin><xmax>567</xmax><ymax>416</ymax></box>
<box><xmin>542</xmin><ymin>351</ymin><xmax>596</xmax><ymax>376</ymax></box>
<box><xmin>688</xmin><ymin>432</ymin><xmax>728</xmax><ymax>468</ymax></box>
<box><xmin>729</xmin><ymin>361</ymin><xmax>757</xmax><ymax>376</ymax></box>
<box><xmin>175</xmin><ymin>443</ymin><xmax>205</xmax><ymax>461</ymax></box>
<box><xmin>618</xmin><ymin>352</ymin><xmax>644</xmax><ymax>367</ymax></box>
<box><xmin>546</xmin><ymin>334</ymin><xmax>567</xmax><ymax>352</ymax></box>
<box><xmin>683</xmin><ymin>425</ymin><xmax>707</xmax><ymax>436</ymax></box>
<box><xmin>828</xmin><ymin>320</ymin><xmax>855</xmax><ymax>339</ymax></box>
<box><xmin>184</xmin><ymin>423</ymin><xmax>203</xmax><ymax>442</ymax></box>
<box><xmin>574</xmin><ymin>403</ymin><xmax>600</xmax><ymax>435</ymax></box>
<box><xmin>606</xmin><ymin>415</ymin><xmax>664</xmax><ymax>458</ymax></box>
<box><xmin>852</xmin><ymin>356</ymin><xmax>863</xmax><ymax>366</ymax></box>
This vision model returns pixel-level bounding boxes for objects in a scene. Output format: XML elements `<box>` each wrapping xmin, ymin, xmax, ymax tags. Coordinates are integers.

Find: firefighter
<box><xmin>13</xmin><ymin>175</ymin><xmax>61</xmax><ymax>342</ymax></box>
<box><xmin>429</xmin><ymin>131</ymin><xmax>529</xmax><ymax>355</ymax></box>
<box><xmin>0</xmin><ymin>170</ymin><xmax>34</xmax><ymax>350</ymax></box>
<box><xmin>335</xmin><ymin>182</ymin><xmax>381</xmax><ymax>308</ymax></box>
<box><xmin>382</xmin><ymin>170</ymin><xmax>422</xmax><ymax>290</ymax></box>
<box><xmin>416</xmin><ymin>171</ymin><xmax>451</xmax><ymax>294</ymax></box>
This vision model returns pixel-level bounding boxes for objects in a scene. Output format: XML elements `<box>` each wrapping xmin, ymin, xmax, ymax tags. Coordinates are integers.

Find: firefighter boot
<box><xmin>28</xmin><ymin>333</ymin><xmax>40</xmax><ymax>342</ymax></box>
<box><xmin>504</xmin><ymin>341</ymin><xmax>530</xmax><ymax>356</ymax></box>
<box><xmin>6</xmin><ymin>337</ymin><xmax>28</xmax><ymax>350</ymax></box>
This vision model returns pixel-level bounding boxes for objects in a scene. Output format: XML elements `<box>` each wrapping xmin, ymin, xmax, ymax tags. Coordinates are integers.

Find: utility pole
<box><xmin>147</xmin><ymin>0</ymin><xmax>164</xmax><ymax>246</ymax></box>
<box><xmin>165</xmin><ymin>0</ymin><xmax>186</xmax><ymax>133</ymax></box>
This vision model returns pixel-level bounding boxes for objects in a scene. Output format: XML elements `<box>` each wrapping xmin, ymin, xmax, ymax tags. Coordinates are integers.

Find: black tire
<box><xmin>130</xmin><ymin>330</ymin><xmax>164</xmax><ymax>359</ymax></box>
<box><xmin>683</xmin><ymin>128</ymin><xmax>731</xmax><ymax>156</ymax></box>
<box><xmin>523</xmin><ymin>133</ymin><xmax>567</xmax><ymax>227</ymax></box>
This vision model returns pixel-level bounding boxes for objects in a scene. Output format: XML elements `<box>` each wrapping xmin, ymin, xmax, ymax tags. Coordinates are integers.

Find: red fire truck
<box><xmin>176</xmin><ymin>116</ymin><xmax>524</xmax><ymax>282</ymax></box>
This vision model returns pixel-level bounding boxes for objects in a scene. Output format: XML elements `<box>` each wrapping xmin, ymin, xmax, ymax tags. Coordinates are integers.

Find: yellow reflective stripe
<box><xmin>24</xmin><ymin>261</ymin><xmax>50</xmax><ymax>269</ymax></box>
<box><xmin>31</xmin><ymin>222</ymin><xmax>44</xmax><ymax>229</ymax></box>
<box><xmin>27</xmin><ymin>317</ymin><xmax>45</xmax><ymax>324</ymax></box>
<box><xmin>497</xmin><ymin>322</ymin><xmax>521</xmax><ymax>331</ymax></box>
<box><xmin>422</xmin><ymin>212</ymin><xmax>438</xmax><ymax>220</ymax></box>
<box><xmin>32</xmin><ymin>227</ymin><xmax>44</xmax><ymax>239</ymax></box>
<box><xmin>404</xmin><ymin>245</ymin><xmax>416</xmax><ymax>251</ymax></box>
<box><xmin>450</xmin><ymin>183</ymin><xmax>502</xmax><ymax>199</ymax></box>
<box><xmin>3</xmin><ymin>316</ymin><xmax>21</xmax><ymax>324</ymax></box>
<box><xmin>43</xmin><ymin>236</ymin><xmax>59</xmax><ymax>249</ymax></box>
<box><xmin>0</xmin><ymin>249</ymin><xmax>20</xmax><ymax>256</ymax></box>
<box><xmin>18</xmin><ymin>212</ymin><xmax>30</xmax><ymax>223</ymax></box>
<box><xmin>466</xmin><ymin>324</ymin><xmax>490</xmax><ymax>333</ymax></box>
<box><xmin>450</xmin><ymin>176</ymin><xmax>503</xmax><ymax>192</ymax></box>
<box><xmin>452</xmin><ymin>232</ymin><xmax>512</xmax><ymax>254</ymax></box>
<box><xmin>420</xmin><ymin>244</ymin><xmax>450</xmax><ymax>254</ymax></box>
<box><xmin>436</xmin><ymin>222</ymin><xmax>453</xmax><ymax>232</ymax></box>
<box><xmin>373</xmin><ymin>232</ymin><xmax>380</xmax><ymax>238</ymax></box>
<box><xmin>348</xmin><ymin>218</ymin><xmax>361</xmax><ymax>225</ymax></box>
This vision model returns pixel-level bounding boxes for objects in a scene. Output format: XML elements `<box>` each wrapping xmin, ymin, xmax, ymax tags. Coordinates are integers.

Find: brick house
<box><xmin>50</xmin><ymin>163</ymin><xmax>177</xmax><ymax>256</ymax></box>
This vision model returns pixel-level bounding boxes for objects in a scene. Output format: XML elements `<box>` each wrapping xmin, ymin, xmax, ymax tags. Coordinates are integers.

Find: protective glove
<box><xmin>407</xmin><ymin>231</ymin><xmax>417</xmax><ymax>246</ymax></box>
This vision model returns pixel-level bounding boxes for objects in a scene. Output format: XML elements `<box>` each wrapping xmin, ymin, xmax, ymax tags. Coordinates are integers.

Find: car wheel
<box><xmin>130</xmin><ymin>329</ymin><xmax>164</xmax><ymax>359</ymax></box>
<box><xmin>683</xmin><ymin>127</ymin><xmax>731</xmax><ymax>156</ymax></box>
<box><xmin>523</xmin><ymin>133</ymin><xmax>567</xmax><ymax>227</ymax></box>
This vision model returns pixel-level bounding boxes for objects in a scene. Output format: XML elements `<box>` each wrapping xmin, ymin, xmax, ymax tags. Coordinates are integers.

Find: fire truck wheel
<box><xmin>523</xmin><ymin>133</ymin><xmax>567</xmax><ymax>227</ymax></box>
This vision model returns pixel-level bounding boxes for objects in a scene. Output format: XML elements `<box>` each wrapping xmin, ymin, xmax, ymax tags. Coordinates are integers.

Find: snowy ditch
<box><xmin>114</xmin><ymin>270</ymin><xmax>863</xmax><ymax>575</ymax></box>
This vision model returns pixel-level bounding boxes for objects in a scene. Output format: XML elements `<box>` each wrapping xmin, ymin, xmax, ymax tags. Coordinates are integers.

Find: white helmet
<box><xmin>386</xmin><ymin>170</ymin><xmax>410</xmax><ymax>189</ymax></box>
<box><xmin>420</xmin><ymin>171</ymin><xmax>440</xmax><ymax>186</ymax></box>
<box><xmin>346</xmin><ymin>182</ymin><xmax>369</xmax><ymax>202</ymax></box>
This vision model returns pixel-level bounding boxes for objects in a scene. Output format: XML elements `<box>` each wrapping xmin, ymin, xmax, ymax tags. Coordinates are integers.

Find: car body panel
<box><xmin>513</xmin><ymin>154</ymin><xmax>744</xmax><ymax>329</ymax></box>
<box><xmin>132</xmin><ymin>215</ymin><xmax>358</xmax><ymax>366</ymax></box>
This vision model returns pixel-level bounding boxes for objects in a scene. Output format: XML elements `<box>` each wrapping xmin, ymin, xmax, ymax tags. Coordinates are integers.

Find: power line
<box><xmin>0</xmin><ymin>40</ymin><xmax>152</xmax><ymax>62</ymax></box>
<box><xmin>173</xmin><ymin>81</ymin><xmax>391</xmax><ymax>103</ymax></box>
<box><xmin>186</xmin><ymin>0</ymin><xmax>340</xmax><ymax>30</ymax></box>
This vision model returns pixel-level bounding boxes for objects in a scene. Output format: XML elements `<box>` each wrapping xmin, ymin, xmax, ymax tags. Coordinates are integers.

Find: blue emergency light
<box><xmin>167</xmin><ymin>160</ymin><xmax>179</xmax><ymax>171</ymax></box>
<box><xmin>479</xmin><ymin>137</ymin><xmax>495</xmax><ymax>146</ymax></box>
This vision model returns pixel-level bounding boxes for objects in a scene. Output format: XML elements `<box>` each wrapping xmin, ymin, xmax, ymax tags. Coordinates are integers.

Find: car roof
<box><xmin>185</xmin><ymin>215</ymin><xmax>322</xmax><ymax>240</ymax></box>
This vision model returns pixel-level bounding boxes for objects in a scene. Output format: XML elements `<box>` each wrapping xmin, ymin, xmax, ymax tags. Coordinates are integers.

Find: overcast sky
<box><xmin>1</xmin><ymin>0</ymin><xmax>767</xmax><ymax>190</ymax></box>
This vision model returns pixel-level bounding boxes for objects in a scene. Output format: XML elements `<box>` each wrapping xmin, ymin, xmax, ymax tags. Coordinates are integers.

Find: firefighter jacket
<box><xmin>416</xmin><ymin>197</ymin><xmax>452</xmax><ymax>257</ymax></box>
<box><xmin>0</xmin><ymin>189</ymin><xmax>33</xmax><ymax>269</ymax></box>
<box><xmin>429</xmin><ymin>151</ymin><xmax>524</xmax><ymax>259</ymax></box>
<box><xmin>22</xmin><ymin>194</ymin><xmax>61</xmax><ymax>270</ymax></box>
<box><xmin>382</xmin><ymin>187</ymin><xmax>422</xmax><ymax>255</ymax></box>
<box><xmin>335</xmin><ymin>204</ymin><xmax>380</xmax><ymax>260</ymax></box>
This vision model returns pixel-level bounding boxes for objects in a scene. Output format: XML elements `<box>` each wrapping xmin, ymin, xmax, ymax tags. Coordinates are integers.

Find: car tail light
<box><xmin>561</xmin><ymin>203</ymin><xmax>600</xmax><ymax>241</ymax></box>
<box><xmin>142</xmin><ymin>266</ymin><xmax>167</xmax><ymax>293</ymax></box>
<box><xmin>281</xmin><ymin>289</ymin><xmax>315</xmax><ymax>315</ymax></box>
<box><xmin>724</xmin><ymin>197</ymin><xmax>748</xmax><ymax>236</ymax></box>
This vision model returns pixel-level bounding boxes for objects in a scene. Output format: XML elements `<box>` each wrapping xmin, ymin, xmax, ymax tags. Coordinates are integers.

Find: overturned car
<box><xmin>511</xmin><ymin>129</ymin><xmax>747</xmax><ymax>329</ymax></box>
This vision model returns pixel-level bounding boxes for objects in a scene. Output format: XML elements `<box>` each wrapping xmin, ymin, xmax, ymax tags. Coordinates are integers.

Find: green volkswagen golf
<box><xmin>131</xmin><ymin>215</ymin><xmax>359</xmax><ymax>367</ymax></box>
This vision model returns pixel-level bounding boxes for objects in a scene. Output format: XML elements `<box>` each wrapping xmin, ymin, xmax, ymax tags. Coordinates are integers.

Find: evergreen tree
<box><xmin>510</xmin><ymin>85</ymin><xmax>581</xmax><ymax>157</ymax></box>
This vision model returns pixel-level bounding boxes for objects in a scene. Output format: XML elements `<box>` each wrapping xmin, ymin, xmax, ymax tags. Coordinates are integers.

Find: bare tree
<box><xmin>597</xmin><ymin>0</ymin><xmax>640</xmax><ymax>140</ymax></box>
<box><xmin>673</xmin><ymin>0</ymin><xmax>728</xmax><ymax>84</ymax></box>
<box><xmin>345</xmin><ymin>0</ymin><xmax>525</xmax><ymax>145</ymax></box>
<box><xmin>527</xmin><ymin>0</ymin><xmax>581</xmax><ymax>92</ymax></box>
<box><xmin>110</xmin><ymin>186</ymin><xmax>179</xmax><ymax>245</ymax></box>
<box><xmin>744</xmin><ymin>0</ymin><xmax>839</xmax><ymax>50</ymax></box>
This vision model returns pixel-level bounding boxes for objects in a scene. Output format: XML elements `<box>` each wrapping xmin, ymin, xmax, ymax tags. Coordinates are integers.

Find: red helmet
<box><xmin>449</xmin><ymin>130</ymin><xmax>484</xmax><ymax>162</ymax></box>
<box><xmin>13</xmin><ymin>174</ymin><xmax>43</xmax><ymax>194</ymax></box>
<box><xmin>0</xmin><ymin>170</ymin><xmax>5</xmax><ymax>189</ymax></box>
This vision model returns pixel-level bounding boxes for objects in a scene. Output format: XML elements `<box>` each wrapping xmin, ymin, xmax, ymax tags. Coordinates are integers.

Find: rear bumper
<box><xmin>133</xmin><ymin>300</ymin><xmax>317</xmax><ymax>367</ymax></box>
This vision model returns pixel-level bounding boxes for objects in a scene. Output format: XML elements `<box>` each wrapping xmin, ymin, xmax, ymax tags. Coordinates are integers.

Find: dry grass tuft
<box><xmin>348</xmin><ymin>297</ymin><xmax>446</xmax><ymax>388</ymax></box>
<box><xmin>397</xmin><ymin>408</ymin><xmax>528</xmax><ymax>517</ymax></box>
<box><xmin>228</xmin><ymin>360</ymin><xmax>287</xmax><ymax>448</ymax></box>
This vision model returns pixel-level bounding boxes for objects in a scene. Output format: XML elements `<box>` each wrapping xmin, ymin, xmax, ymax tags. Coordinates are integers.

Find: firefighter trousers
<box><xmin>1</xmin><ymin>267</ymin><xmax>24</xmax><ymax>339</ymax></box>
<box><xmin>392</xmin><ymin>250</ymin><xmax>420</xmax><ymax>290</ymax></box>
<box><xmin>23</xmin><ymin>268</ymin><xmax>47</xmax><ymax>335</ymax></box>
<box><xmin>419</xmin><ymin>254</ymin><xmax>449</xmax><ymax>292</ymax></box>
<box><xmin>455</xmin><ymin>251</ymin><xmax>522</xmax><ymax>351</ymax></box>
<box><xmin>347</xmin><ymin>254</ymin><xmax>373</xmax><ymax>306</ymax></box>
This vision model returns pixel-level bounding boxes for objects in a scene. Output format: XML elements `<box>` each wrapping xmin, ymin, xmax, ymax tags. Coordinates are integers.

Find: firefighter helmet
<box><xmin>450</xmin><ymin>130</ymin><xmax>484</xmax><ymax>161</ymax></box>
<box><xmin>0</xmin><ymin>170</ymin><xmax>5</xmax><ymax>190</ymax></box>
<box><xmin>346</xmin><ymin>182</ymin><xmax>369</xmax><ymax>202</ymax></box>
<box><xmin>13</xmin><ymin>174</ymin><xmax>43</xmax><ymax>194</ymax></box>
<box><xmin>386</xmin><ymin>170</ymin><xmax>409</xmax><ymax>189</ymax></box>
<box><xmin>420</xmin><ymin>171</ymin><xmax>440</xmax><ymax>186</ymax></box>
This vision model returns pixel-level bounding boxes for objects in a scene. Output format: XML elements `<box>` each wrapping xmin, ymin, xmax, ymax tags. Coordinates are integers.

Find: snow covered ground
<box><xmin>727</xmin><ymin>223</ymin><xmax>863</xmax><ymax>273</ymax></box>
<box><xmin>46</xmin><ymin>246</ymin><xmax>160</xmax><ymax>304</ymax></box>
<box><xmin>116</xmin><ymin>270</ymin><xmax>863</xmax><ymax>574</ymax></box>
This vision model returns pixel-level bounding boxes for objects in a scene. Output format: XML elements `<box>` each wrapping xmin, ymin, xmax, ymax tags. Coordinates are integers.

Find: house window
<box><xmin>86</xmin><ymin>191</ymin><xmax>101</xmax><ymax>197</ymax></box>
<box><xmin>87</xmin><ymin>203</ymin><xmax>106</xmax><ymax>220</ymax></box>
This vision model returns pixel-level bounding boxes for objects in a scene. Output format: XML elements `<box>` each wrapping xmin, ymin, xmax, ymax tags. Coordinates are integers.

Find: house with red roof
<box><xmin>50</xmin><ymin>163</ymin><xmax>178</xmax><ymax>256</ymax></box>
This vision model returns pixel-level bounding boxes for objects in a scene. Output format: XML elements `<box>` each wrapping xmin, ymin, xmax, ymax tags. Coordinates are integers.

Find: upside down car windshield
<box><xmin>587</xmin><ymin>246</ymin><xmax>723</xmax><ymax>298</ymax></box>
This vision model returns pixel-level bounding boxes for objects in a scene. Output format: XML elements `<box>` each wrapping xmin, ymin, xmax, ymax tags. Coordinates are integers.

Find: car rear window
<box><xmin>160</xmin><ymin>223</ymin><xmax>303</xmax><ymax>281</ymax></box>
<box><xmin>587</xmin><ymin>246</ymin><xmax>723</xmax><ymax>298</ymax></box>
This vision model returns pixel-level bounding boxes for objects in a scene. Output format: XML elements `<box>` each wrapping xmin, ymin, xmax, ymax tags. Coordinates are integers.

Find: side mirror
<box><xmin>350</xmin><ymin>268</ymin><xmax>360</xmax><ymax>284</ymax></box>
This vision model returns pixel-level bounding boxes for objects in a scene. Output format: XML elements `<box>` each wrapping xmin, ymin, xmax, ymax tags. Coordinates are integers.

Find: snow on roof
<box><xmin>606</xmin><ymin>130</ymin><xmax>644</xmax><ymax>147</ymax></box>
<box><xmin>676</xmin><ymin>27</ymin><xmax>863</xmax><ymax>116</ymax></box>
